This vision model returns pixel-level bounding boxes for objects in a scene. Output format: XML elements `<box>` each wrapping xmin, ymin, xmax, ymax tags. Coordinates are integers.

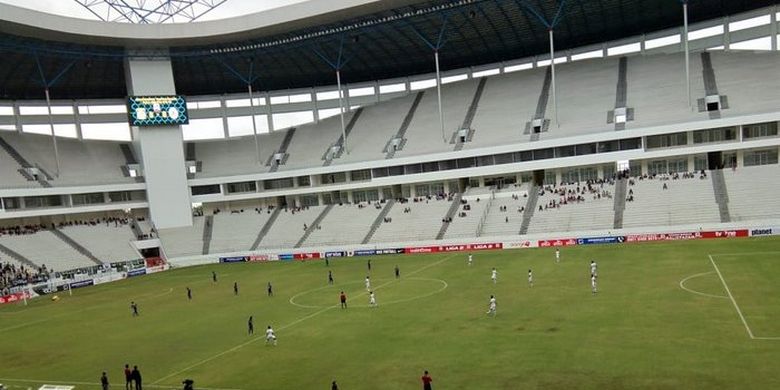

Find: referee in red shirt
<box><xmin>421</xmin><ymin>370</ymin><xmax>433</xmax><ymax>390</ymax></box>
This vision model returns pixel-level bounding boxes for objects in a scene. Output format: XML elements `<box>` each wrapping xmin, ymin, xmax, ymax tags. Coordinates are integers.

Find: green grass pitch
<box><xmin>1</xmin><ymin>237</ymin><xmax>780</xmax><ymax>389</ymax></box>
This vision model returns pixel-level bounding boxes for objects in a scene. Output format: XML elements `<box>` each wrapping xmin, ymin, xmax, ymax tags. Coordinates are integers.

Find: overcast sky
<box><xmin>0</xmin><ymin>0</ymin><xmax>311</xmax><ymax>22</ymax></box>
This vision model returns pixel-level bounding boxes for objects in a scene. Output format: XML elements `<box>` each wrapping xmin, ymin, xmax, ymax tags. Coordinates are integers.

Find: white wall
<box><xmin>125</xmin><ymin>58</ymin><xmax>193</xmax><ymax>229</ymax></box>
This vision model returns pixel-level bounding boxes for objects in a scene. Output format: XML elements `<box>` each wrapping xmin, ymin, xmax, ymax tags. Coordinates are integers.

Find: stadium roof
<box><xmin>0</xmin><ymin>0</ymin><xmax>775</xmax><ymax>100</ymax></box>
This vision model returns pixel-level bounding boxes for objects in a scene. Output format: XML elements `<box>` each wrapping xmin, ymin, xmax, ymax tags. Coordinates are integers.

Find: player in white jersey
<box><xmin>590</xmin><ymin>260</ymin><xmax>598</xmax><ymax>276</ymax></box>
<box><xmin>591</xmin><ymin>274</ymin><xmax>598</xmax><ymax>294</ymax></box>
<box><xmin>468</xmin><ymin>254</ymin><xmax>473</xmax><ymax>266</ymax></box>
<box><xmin>369</xmin><ymin>291</ymin><xmax>377</xmax><ymax>307</ymax></box>
<box><xmin>486</xmin><ymin>295</ymin><xmax>497</xmax><ymax>316</ymax></box>
<box><xmin>491</xmin><ymin>268</ymin><xmax>497</xmax><ymax>284</ymax></box>
<box><xmin>365</xmin><ymin>276</ymin><xmax>371</xmax><ymax>291</ymax></box>
<box><xmin>265</xmin><ymin>325</ymin><xmax>277</xmax><ymax>345</ymax></box>
<box><xmin>528</xmin><ymin>269</ymin><xmax>533</xmax><ymax>287</ymax></box>
<box><xmin>555</xmin><ymin>248</ymin><xmax>560</xmax><ymax>263</ymax></box>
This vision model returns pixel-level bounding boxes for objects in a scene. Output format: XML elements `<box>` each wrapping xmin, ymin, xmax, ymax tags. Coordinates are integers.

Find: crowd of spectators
<box><xmin>537</xmin><ymin>180</ymin><xmax>614</xmax><ymax>212</ymax></box>
<box><xmin>1</xmin><ymin>259</ymin><xmax>49</xmax><ymax>295</ymax></box>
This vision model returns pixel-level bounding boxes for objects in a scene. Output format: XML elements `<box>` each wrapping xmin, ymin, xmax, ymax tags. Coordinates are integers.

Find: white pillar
<box><xmin>248</xmin><ymin>84</ymin><xmax>261</xmax><ymax>164</ymax></box>
<box><xmin>435</xmin><ymin>50</ymin><xmax>446</xmax><ymax>142</ymax></box>
<box><xmin>124</xmin><ymin>57</ymin><xmax>192</xmax><ymax>229</ymax></box>
<box><xmin>336</xmin><ymin>70</ymin><xmax>348</xmax><ymax>154</ymax></box>
<box><xmin>683</xmin><ymin>2</ymin><xmax>691</xmax><ymax>107</ymax></box>
<box><xmin>549</xmin><ymin>29</ymin><xmax>559</xmax><ymax>128</ymax></box>
<box><xmin>44</xmin><ymin>88</ymin><xmax>61</xmax><ymax>177</ymax></box>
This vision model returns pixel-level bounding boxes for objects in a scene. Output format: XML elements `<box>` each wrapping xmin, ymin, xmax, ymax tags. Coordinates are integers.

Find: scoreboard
<box><xmin>127</xmin><ymin>95</ymin><xmax>189</xmax><ymax>126</ymax></box>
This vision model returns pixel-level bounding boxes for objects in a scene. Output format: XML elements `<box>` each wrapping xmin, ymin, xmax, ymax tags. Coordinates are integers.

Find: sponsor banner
<box><xmin>538</xmin><ymin>238</ymin><xmax>577</xmax><ymax>247</ymax></box>
<box><xmin>505</xmin><ymin>240</ymin><xmax>536</xmax><ymax>249</ymax></box>
<box><xmin>70</xmin><ymin>279</ymin><xmax>94</xmax><ymax>289</ymax></box>
<box><xmin>145</xmin><ymin>257</ymin><xmax>166</xmax><ymax>268</ymax></box>
<box><xmin>701</xmin><ymin>229</ymin><xmax>749</xmax><ymax>239</ymax></box>
<box><xmin>626</xmin><ymin>232</ymin><xmax>702</xmax><ymax>242</ymax></box>
<box><xmin>0</xmin><ymin>291</ymin><xmax>32</xmax><ymax>305</ymax></box>
<box><xmin>127</xmin><ymin>268</ymin><xmax>147</xmax><ymax>278</ymax></box>
<box><xmin>294</xmin><ymin>252</ymin><xmax>321</xmax><ymax>261</ymax></box>
<box><xmin>219</xmin><ymin>256</ymin><xmax>247</xmax><ymax>263</ymax></box>
<box><xmin>353</xmin><ymin>249</ymin><xmax>375</xmax><ymax>256</ymax></box>
<box><xmin>405</xmin><ymin>243</ymin><xmax>503</xmax><ymax>254</ymax></box>
<box><xmin>376</xmin><ymin>248</ymin><xmax>405</xmax><ymax>255</ymax></box>
<box><xmin>324</xmin><ymin>251</ymin><xmax>347</xmax><ymax>258</ymax></box>
<box><xmin>577</xmin><ymin>236</ymin><xmax>626</xmax><ymax>245</ymax></box>
<box><xmin>248</xmin><ymin>255</ymin><xmax>272</xmax><ymax>262</ymax></box>
<box><xmin>750</xmin><ymin>227</ymin><xmax>780</xmax><ymax>237</ymax></box>
<box><xmin>278</xmin><ymin>254</ymin><xmax>294</xmax><ymax>261</ymax></box>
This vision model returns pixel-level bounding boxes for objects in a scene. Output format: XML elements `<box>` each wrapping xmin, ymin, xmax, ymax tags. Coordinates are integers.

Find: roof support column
<box><xmin>683</xmin><ymin>1</ymin><xmax>691</xmax><ymax>108</ymax></box>
<box><xmin>549</xmin><ymin>29</ymin><xmax>559</xmax><ymax>129</ymax></box>
<box><xmin>248</xmin><ymin>84</ymin><xmax>261</xmax><ymax>165</ymax></box>
<box><xmin>43</xmin><ymin>88</ymin><xmax>61</xmax><ymax>177</ymax></box>
<box><xmin>434</xmin><ymin>50</ymin><xmax>446</xmax><ymax>143</ymax></box>
<box><xmin>336</xmin><ymin>69</ymin><xmax>348</xmax><ymax>155</ymax></box>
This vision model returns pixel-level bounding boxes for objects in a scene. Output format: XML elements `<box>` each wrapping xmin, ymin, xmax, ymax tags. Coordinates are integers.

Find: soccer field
<box><xmin>2</xmin><ymin>237</ymin><xmax>780</xmax><ymax>390</ymax></box>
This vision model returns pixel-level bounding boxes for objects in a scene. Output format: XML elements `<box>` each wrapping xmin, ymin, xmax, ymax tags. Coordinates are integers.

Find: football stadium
<box><xmin>1</xmin><ymin>0</ymin><xmax>779</xmax><ymax>389</ymax></box>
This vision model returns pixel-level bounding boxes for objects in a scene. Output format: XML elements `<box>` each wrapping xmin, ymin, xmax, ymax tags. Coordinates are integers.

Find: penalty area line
<box><xmin>152</xmin><ymin>253</ymin><xmax>456</xmax><ymax>385</ymax></box>
<box><xmin>709</xmin><ymin>254</ymin><xmax>756</xmax><ymax>339</ymax></box>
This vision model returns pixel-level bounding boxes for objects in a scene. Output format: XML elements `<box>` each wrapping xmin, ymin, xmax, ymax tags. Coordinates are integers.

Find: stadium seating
<box><xmin>369</xmin><ymin>197</ymin><xmax>453</xmax><ymax>244</ymax></box>
<box><xmin>444</xmin><ymin>197</ymin><xmax>491</xmax><ymax>239</ymax></box>
<box><xmin>209</xmin><ymin>211</ymin><xmax>273</xmax><ymax>253</ymax></box>
<box><xmin>723</xmin><ymin>165</ymin><xmax>780</xmax><ymax>222</ymax></box>
<box><xmin>528</xmin><ymin>183</ymin><xmax>615</xmax><ymax>234</ymax></box>
<box><xmin>59</xmin><ymin>224</ymin><xmax>140</xmax><ymax>263</ymax></box>
<box><xmin>477</xmin><ymin>196</ymin><xmax>529</xmax><ymax>237</ymax></box>
<box><xmin>0</xmin><ymin>230</ymin><xmax>98</xmax><ymax>271</ymax></box>
<box><xmin>303</xmin><ymin>203</ymin><xmax>384</xmax><ymax>247</ymax></box>
<box><xmin>256</xmin><ymin>206</ymin><xmax>323</xmax><ymax>249</ymax></box>
<box><xmin>158</xmin><ymin>217</ymin><xmax>205</xmax><ymax>258</ymax></box>
<box><xmin>2</xmin><ymin>133</ymin><xmax>132</xmax><ymax>186</ymax></box>
<box><xmin>622</xmin><ymin>173</ymin><xmax>721</xmax><ymax>228</ymax></box>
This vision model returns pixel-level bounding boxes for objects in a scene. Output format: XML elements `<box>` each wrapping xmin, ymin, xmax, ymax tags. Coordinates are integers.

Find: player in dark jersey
<box><xmin>328</xmin><ymin>270</ymin><xmax>334</xmax><ymax>285</ymax></box>
<box><xmin>130</xmin><ymin>302</ymin><xmax>139</xmax><ymax>317</ymax></box>
<box><xmin>212</xmin><ymin>271</ymin><xmax>217</xmax><ymax>283</ymax></box>
<box><xmin>186</xmin><ymin>287</ymin><xmax>192</xmax><ymax>300</ymax></box>
<box><xmin>248</xmin><ymin>315</ymin><xmax>254</xmax><ymax>335</ymax></box>
<box><xmin>395</xmin><ymin>265</ymin><xmax>400</xmax><ymax>279</ymax></box>
<box><xmin>267</xmin><ymin>282</ymin><xmax>273</xmax><ymax>297</ymax></box>
<box><xmin>340</xmin><ymin>291</ymin><xmax>347</xmax><ymax>308</ymax></box>
<box><xmin>234</xmin><ymin>282</ymin><xmax>239</xmax><ymax>296</ymax></box>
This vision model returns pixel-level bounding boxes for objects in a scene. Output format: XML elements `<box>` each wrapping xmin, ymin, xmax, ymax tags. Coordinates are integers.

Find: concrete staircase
<box><xmin>711</xmin><ymin>169</ymin><xmax>731</xmax><ymax>223</ymax></box>
<box><xmin>361</xmin><ymin>200</ymin><xmax>395</xmax><ymax>244</ymax></box>
<box><xmin>201</xmin><ymin>215</ymin><xmax>214</xmax><ymax>255</ymax></box>
<box><xmin>0</xmin><ymin>243</ymin><xmax>38</xmax><ymax>268</ymax></box>
<box><xmin>518</xmin><ymin>184</ymin><xmax>540</xmax><ymax>235</ymax></box>
<box><xmin>435</xmin><ymin>193</ymin><xmax>463</xmax><ymax>239</ymax></box>
<box><xmin>295</xmin><ymin>204</ymin><xmax>334</xmax><ymax>248</ymax></box>
<box><xmin>50</xmin><ymin>228</ymin><xmax>102</xmax><ymax>265</ymax></box>
<box><xmin>385</xmin><ymin>91</ymin><xmax>424</xmax><ymax>159</ymax></box>
<box><xmin>613</xmin><ymin>178</ymin><xmax>628</xmax><ymax>229</ymax></box>
<box><xmin>251</xmin><ymin>208</ymin><xmax>282</xmax><ymax>250</ymax></box>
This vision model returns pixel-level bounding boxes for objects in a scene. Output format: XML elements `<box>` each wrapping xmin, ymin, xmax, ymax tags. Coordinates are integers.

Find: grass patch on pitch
<box><xmin>1</xmin><ymin>237</ymin><xmax>779</xmax><ymax>389</ymax></box>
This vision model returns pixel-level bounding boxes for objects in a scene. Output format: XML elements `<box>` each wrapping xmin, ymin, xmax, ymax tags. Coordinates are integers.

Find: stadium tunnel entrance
<box><xmin>708</xmin><ymin>151</ymin><xmax>724</xmax><ymax>170</ymax></box>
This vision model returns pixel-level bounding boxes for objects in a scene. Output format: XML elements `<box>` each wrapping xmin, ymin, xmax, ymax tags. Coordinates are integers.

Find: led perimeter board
<box><xmin>127</xmin><ymin>95</ymin><xmax>189</xmax><ymax>126</ymax></box>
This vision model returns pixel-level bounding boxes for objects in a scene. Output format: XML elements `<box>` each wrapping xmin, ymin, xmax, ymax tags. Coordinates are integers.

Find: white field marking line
<box><xmin>0</xmin><ymin>377</ymin><xmax>243</xmax><ymax>390</ymax></box>
<box><xmin>349</xmin><ymin>278</ymin><xmax>448</xmax><ymax>308</ymax></box>
<box><xmin>709</xmin><ymin>254</ymin><xmax>780</xmax><ymax>341</ymax></box>
<box><xmin>153</xmin><ymin>253</ymin><xmax>457</xmax><ymax>385</ymax></box>
<box><xmin>679</xmin><ymin>272</ymin><xmax>728</xmax><ymax>299</ymax></box>
<box><xmin>289</xmin><ymin>277</ymin><xmax>448</xmax><ymax>309</ymax></box>
<box><xmin>710</xmin><ymin>251</ymin><xmax>780</xmax><ymax>257</ymax></box>
<box><xmin>709</xmin><ymin>254</ymin><xmax>756</xmax><ymax>339</ymax></box>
